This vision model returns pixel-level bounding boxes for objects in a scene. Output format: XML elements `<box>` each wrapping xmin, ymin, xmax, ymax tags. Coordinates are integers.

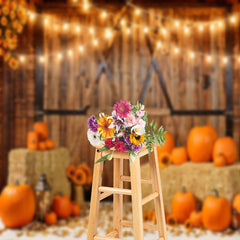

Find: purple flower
<box><xmin>132</xmin><ymin>144</ymin><xmax>141</xmax><ymax>153</ymax></box>
<box><xmin>113</xmin><ymin>100</ymin><xmax>131</xmax><ymax>119</ymax></box>
<box><xmin>88</xmin><ymin>115</ymin><xmax>99</xmax><ymax>132</ymax></box>
<box><xmin>125</xmin><ymin>135</ymin><xmax>131</xmax><ymax>146</ymax></box>
<box><xmin>124</xmin><ymin>145</ymin><xmax>130</xmax><ymax>152</ymax></box>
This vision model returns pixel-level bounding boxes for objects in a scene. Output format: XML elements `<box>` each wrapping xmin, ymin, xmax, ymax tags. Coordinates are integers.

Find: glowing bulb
<box><xmin>157</xmin><ymin>41</ymin><xmax>162</xmax><ymax>49</ymax></box>
<box><xmin>161</xmin><ymin>28</ymin><xmax>167</xmax><ymax>35</ymax></box>
<box><xmin>68</xmin><ymin>50</ymin><xmax>73</xmax><ymax>57</ymax></box>
<box><xmin>79</xmin><ymin>45</ymin><xmax>84</xmax><ymax>52</ymax></box>
<box><xmin>175</xmin><ymin>20</ymin><xmax>180</xmax><ymax>27</ymax></box>
<box><xmin>89</xmin><ymin>27</ymin><xmax>94</xmax><ymax>35</ymax></box>
<box><xmin>126</xmin><ymin>28</ymin><xmax>131</xmax><ymax>34</ymax></box>
<box><xmin>54</xmin><ymin>25</ymin><xmax>59</xmax><ymax>31</ymax></box>
<box><xmin>206</xmin><ymin>55</ymin><xmax>212</xmax><ymax>62</ymax></box>
<box><xmin>144</xmin><ymin>27</ymin><xmax>148</xmax><ymax>33</ymax></box>
<box><xmin>184</xmin><ymin>26</ymin><xmax>189</xmax><ymax>34</ymax></box>
<box><xmin>190</xmin><ymin>52</ymin><xmax>195</xmax><ymax>59</ymax></box>
<box><xmin>93</xmin><ymin>39</ymin><xmax>98</xmax><ymax>46</ymax></box>
<box><xmin>105</xmin><ymin>29</ymin><xmax>112</xmax><ymax>38</ymax></box>
<box><xmin>101</xmin><ymin>11</ymin><xmax>107</xmax><ymax>18</ymax></box>
<box><xmin>75</xmin><ymin>25</ymin><xmax>81</xmax><ymax>32</ymax></box>
<box><xmin>120</xmin><ymin>19</ymin><xmax>125</xmax><ymax>26</ymax></box>
<box><xmin>210</xmin><ymin>24</ymin><xmax>215</xmax><ymax>31</ymax></box>
<box><xmin>19</xmin><ymin>55</ymin><xmax>25</xmax><ymax>62</ymax></box>
<box><xmin>39</xmin><ymin>56</ymin><xmax>44</xmax><ymax>63</ymax></box>
<box><xmin>223</xmin><ymin>57</ymin><xmax>228</xmax><ymax>64</ymax></box>
<box><xmin>218</xmin><ymin>21</ymin><xmax>223</xmax><ymax>28</ymax></box>
<box><xmin>238</xmin><ymin>56</ymin><xmax>240</xmax><ymax>62</ymax></box>
<box><xmin>83</xmin><ymin>2</ymin><xmax>89</xmax><ymax>10</ymax></box>
<box><xmin>135</xmin><ymin>9</ymin><xmax>141</xmax><ymax>15</ymax></box>
<box><xmin>29</xmin><ymin>13</ymin><xmax>35</xmax><ymax>20</ymax></box>
<box><xmin>63</xmin><ymin>23</ymin><xmax>69</xmax><ymax>30</ymax></box>
<box><xmin>44</xmin><ymin>18</ymin><xmax>49</xmax><ymax>25</ymax></box>
<box><xmin>174</xmin><ymin>47</ymin><xmax>179</xmax><ymax>54</ymax></box>
<box><xmin>57</xmin><ymin>53</ymin><xmax>62</xmax><ymax>60</ymax></box>
<box><xmin>230</xmin><ymin>15</ymin><xmax>236</xmax><ymax>23</ymax></box>
<box><xmin>199</xmin><ymin>25</ymin><xmax>204</xmax><ymax>32</ymax></box>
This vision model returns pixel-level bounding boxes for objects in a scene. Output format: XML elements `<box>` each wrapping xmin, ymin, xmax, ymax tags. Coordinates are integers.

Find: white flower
<box><xmin>87</xmin><ymin>129</ymin><xmax>103</xmax><ymax>146</ymax></box>
<box><xmin>131</xmin><ymin>125</ymin><xmax>145</xmax><ymax>135</ymax></box>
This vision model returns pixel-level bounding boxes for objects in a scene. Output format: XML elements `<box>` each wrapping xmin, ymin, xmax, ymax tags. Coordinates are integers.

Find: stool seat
<box><xmin>87</xmin><ymin>146</ymin><xmax>168</xmax><ymax>240</ymax></box>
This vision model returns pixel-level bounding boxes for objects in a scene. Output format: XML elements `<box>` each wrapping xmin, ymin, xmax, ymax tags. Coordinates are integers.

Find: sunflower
<box><xmin>97</xmin><ymin>116</ymin><xmax>115</xmax><ymax>139</ymax></box>
<box><xmin>129</xmin><ymin>132</ymin><xmax>145</xmax><ymax>145</ymax></box>
<box><xmin>158</xmin><ymin>152</ymin><xmax>171</xmax><ymax>169</ymax></box>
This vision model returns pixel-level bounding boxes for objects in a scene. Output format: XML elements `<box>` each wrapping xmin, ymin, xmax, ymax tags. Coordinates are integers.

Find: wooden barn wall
<box><xmin>42</xmin><ymin>7</ymin><xmax>239</xmax><ymax>187</ymax></box>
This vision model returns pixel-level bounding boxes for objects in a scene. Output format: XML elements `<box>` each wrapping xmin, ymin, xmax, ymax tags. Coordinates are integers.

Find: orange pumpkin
<box><xmin>71</xmin><ymin>202</ymin><xmax>80</xmax><ymax>217</ymax></box>
<box><xmin>27</xmin><ymin>131</ymin><xmax>39</xmax><ymax>150</ymax></box>
<box><xmin>45</xmin><ymin>139</ymin><xmax>55</xmax><ymax>150</ymax></box>
<box><xmin>188</xmin><ymin>210</ymin><xmax>203</xmax><ymax>228</ymax></box>
<box><xmin>171</xmin><ymin>147</ymin><xmax>188</xmax><ymax>165</ymax></box>
<box><xmin>233</xmin><ymin>193</ymin><xmax>240</xmax><ymax>213</ymax></box>
<box><xmin>187</xmin><ymin>125</ymin><xmax>217</xmax><ymax>163</ymax></box>
<box><xmin>202</xmin><ymin>189</ymin><xmax>231</xmax><ymax>231</ymax></box>
<box><xmin>0</xmin><ymin>182</ymin><xmax>36</xmax><ymax>228</ymax></box>
<box><xmin>44</xmin><ymin>211</ymin><xmax>57</xmax><ymax>225</ymax></box>
<box><xmin>157</xmin><ymin>132</ymin><xmax>175</xmax><ymax>155</ymax></box>
<box><xmin>158</xmin><ymin>152</ymin><xmax>172</xmax><ymax>169</ymax></box>
<box><xmin>213</xmin><ymin>137</ymin><xmax>238</xmax><ymax>165</ymax></box>
<box><xmin>166</xmin><ymin>213</ymin><xmax>178</xmax><ymax>226</ymax></box>
<box><xmin>72</xmin><ymin>168</ymin><xmax>87</xmax><ymax>185</ymax></box>
<box><xmin>231</xmin><ymin>209</ymin><xmax>240</xmax><ymax>229</ymax></box>
<box><xmin>52</xmin><ymin>195</ymin><xmax>72</xmax><ymax>219</ymax></box>
<box><xmin>34</xmin><ymin>122</ymin><xmax>48</xmax><ymax>140</ymax></box>
<box><xmin>171</xmin><ymin>187</ymin><xmax>196</xmax><ymax>223</ymax></box>
<box><xmin>66</xmin><ymin>165</ymin><xmax>76</xmax><ymax>180</ymax></box>
<box><xmin>38</xmin><ymin>141</ymin><xmax>47</xmax><ymax>151</ymax></box>
<box><xmin>213</xmin><ymin>153</ymin><xmax>226</xmax><ymax>167</ymax></box>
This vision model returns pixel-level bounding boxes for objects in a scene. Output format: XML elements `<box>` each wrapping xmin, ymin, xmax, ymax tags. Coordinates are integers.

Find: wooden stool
<box><xmin>87</xmin><ymin>146</ymin><xmax>167</xmax><ymax>240</ymax></box>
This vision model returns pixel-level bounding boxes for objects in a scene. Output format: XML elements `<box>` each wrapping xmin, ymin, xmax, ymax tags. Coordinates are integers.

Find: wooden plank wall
<box><xmin>42</xmin><ymin>6</ymin><xmax>239</xmax><ymax>187</ymax></box>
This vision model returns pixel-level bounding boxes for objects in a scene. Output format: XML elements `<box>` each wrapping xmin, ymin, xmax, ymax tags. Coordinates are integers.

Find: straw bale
<box><xmin>141</xmin><ymin>162</ymin><xmax>240</xmax><ymax>213</ymax></box>
<box><xmin>8</xmin><ymin>148</ymin><xmax>71</xmax><ymax>200</ymax></box>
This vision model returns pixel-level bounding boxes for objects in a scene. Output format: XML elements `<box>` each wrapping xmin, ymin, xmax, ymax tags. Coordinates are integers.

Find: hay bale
<box><xmin>8</xmin><ymin>148</ymin><xmax>71</xmax><ymax>200</ymax></box>
<box><xmin>141</xmin><ymin>162</ymin><xmax>240</xmax><ymax>213</ymax></box>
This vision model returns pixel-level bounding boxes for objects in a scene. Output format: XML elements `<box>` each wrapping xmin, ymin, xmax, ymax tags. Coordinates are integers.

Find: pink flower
<box><xmin>113</xmin><ymin>100</ymin><xmax>131</xmax><ymax>119</ymax></box>
<box><xmin>136</xmin><ymin>110</ymin><xmax>145</xmax><ymax>117</ymax></box>
<box><xmin>137</xmin><ymin>118</ymin><xmax>146</xmax><ymax>127</ymax></box>
<box><xmin>105</xmin><ymin>138</ymin><xmax>114</xmax><ymax>148</ymax></box>
<box><xmin>125</xmin><ymin>113</ymin><xmax>137</xmax><ymax>127</ymax></box>
<box><xmin>115</xmin><ymin>141</ymin><xmax>125</xmax><ymax>152</ymax></box>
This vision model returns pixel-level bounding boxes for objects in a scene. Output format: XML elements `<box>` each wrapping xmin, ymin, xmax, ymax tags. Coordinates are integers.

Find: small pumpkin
<box><xmin>45</xmin><ymin>139</ymin><xmax>55</xmax><ymax>150</ymax></box>
<box><xmin>213</xmin><ymin>153</ymin><xmax>226</xmax><ymax>167</ymax></box>
<box><xmin>233</xmin><ymin>193</ymin><xmax>240</xmax><ymax>213</ymax></box>
<box><xmin>44</xmin><ymin>211</ymin><xmax>57</xmax><ymax>225</ymax></box>
<box><xmin>187</xmin><ymin>125</ymin><xmax>217</xmax><ymax>163</ymax></box>
<box><xmin>171</xmin><ymin>147</ymin><xmax>188</xmax><ymax>165</ymax></box>
<box><xmin>66</xmin><ymin>165</ymin><xmax>76</xmax><ymax>180</ymax></box>
<box><xmin>213</xmin><ymin>137</ymin><xmax>238</xmax><ymax>165</ymax></box>
<box><xmin>38</xmin><ymin>141</ymin><xmax>47</xmax><ymax>151</ymax></box>
<box><xmin>77</xmin><ymin>164</ymin><xmax>92</xmax><ymax>185</ymax></box>
<box><xmin>188</xmin><ymin>210</ymin><xmax>203</xmax><ymax>228</ymax></box>
<box><xmin>231</xmin><ymin>209</ymin><xmax>240</xmax><ymax>230</ymax></box>
<box><xmin>27</xmin><ymin>131</ymin><xmax>39</xmax><ymax>150</ymax></box>
<box><xmin>52</xmin><ymin>194</ymin><xmax>72</xmax><ymax>219</ymax></box>
<box><xmin>34</xmin><ymin>122</ymin><xmax>48</xmax><ymax>140</ymax></box>
<box><xmin>171</xmin><ymin>186</ymin><xmax>196</xmax><ymax>223</ymax></box>
<box><xmin>202</xmin><ymin>189</ymin><xmax>231</xmax><ymax>231</ymax></box>
<box><xmin>72</xmin><ymin>168</ymin><xmax>87</xmax><ymax>185</ymax></box>
<box><xmin>0</xmin><ymin>182</ymin><xmax>36</xmax><ymax>228</ymax></box>
<box><xmin>158</xmin><ymin>152</ymin><xmax>171</xmax><ymax>169</ymax></box>
<box><xmin>157</xmin><ymin>132</ymin><xmax>175</xmax><ymax>155</ymax></box>
<box><xmin>71</xmin><ymin>202</ymin><xmax>80</xmax><ymax>217</ymax></box>
<box><xmin>166</xmin><ymin>213</ymin><xmax>178</xmax><ymax>226</ymax></box>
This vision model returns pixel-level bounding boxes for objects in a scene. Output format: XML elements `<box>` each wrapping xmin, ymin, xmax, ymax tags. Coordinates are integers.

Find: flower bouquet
<box><xmin>87</xmin><ymin>100</ymin><xmax>166</xmax><ymax>163</ymax></box>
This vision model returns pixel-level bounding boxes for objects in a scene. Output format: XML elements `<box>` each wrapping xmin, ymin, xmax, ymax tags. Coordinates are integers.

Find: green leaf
<box><xmin>129</xmin><ymin>151</ymin><xmax>137</xmax><ymax>163</ymax></box>
<box><xmin>95</xmin><ymin>152</ymin><xmax>113</xmax><ymax>164</ymax></box>
<box><xmin>98</xmin><ymin>145</ymin><xmax>110</xmax><ymax>152</ymax></box>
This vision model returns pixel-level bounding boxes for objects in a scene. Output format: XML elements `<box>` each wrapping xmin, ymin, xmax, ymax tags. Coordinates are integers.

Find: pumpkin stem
<box><xmin>182</xmin><ymin>186</ymin><xmax>187</xmax><ymax>193</ymax></box>
<box><xmin>15</xmin><ymin>180</ymin><xmax>20</xmax><ymax>186</ymax></box>
<box><xmin>212</xmin><ymin>189</ymin><xmax>219</xmax><ymax>198</ymax></box>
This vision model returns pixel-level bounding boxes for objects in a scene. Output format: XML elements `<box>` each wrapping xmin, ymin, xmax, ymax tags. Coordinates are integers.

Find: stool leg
<box><xmin>130</xmin><ymin>157</ymin><xmax>144</xmax><ymax>240</ymax></box>
<box><xmin>87</xmin><ymin>150</ymin><xmax>104</xmax><ymax>240</ymax></box>
<box><xmin>113</xmin><ymin>158</ymin><xmax>123</xmax><ymax>238</ymax></box>
<box><xmin>148</xmin><ymin>147</ymin><xmax>167</xmax><ymax>240</ymax></box>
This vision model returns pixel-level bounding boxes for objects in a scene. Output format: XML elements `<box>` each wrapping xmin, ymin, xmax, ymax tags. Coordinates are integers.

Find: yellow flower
<box><xmin>10</xmin><ymin>2</ymin><xmax>17</xmax><ymax>11</ymax></box>
<box><xmin>20</xmin><ymin>14</ymin><xmax>27</xmax><ymax>24</ymax></box>
<box><xmin>8</xmin><ymin>57</ymin><xmax>18</xmax><ymax>70</ymax></box>
<box><xmin>4</xmin><ymin>52</ymin><xmax>10</xmax><ymax>62</ymax></box>
<box><xmin>7</xmin><ymin>37</ymin><xmax>17</xmax><ymax>50</ymax></box>
<box><xmin>1</xmin><ymin>16</ymin><xmax>8</xmax><ymax>26</ymax></box>
<box><xmin>10</xmin><ymin>11</ymin><xmax>16</xmax><ymax>20</ymax></box>
<box><xmin>2</xmin><ymin>6</ymin><xmax>9</xmax><ymax>16</ymax></box>
<box><xmin>12</xmin><ymin>20</ymin><xmax>18</xmax><ymax>29</ymax></box>
<box><xmin>130</xmin><ymin>133</ymin><xmax>146</xmax><ymax>146</ymax></box>
<box><xmin>5</xmin><ymin>29</ymin><xmax>12</xmax><ymax>38</ymax></box>
<box><xmin>16</xmin><ymin>23</ymin><xmax>23</xmax><ymax>33</ymax></box>
<box><xmin>97</xmin><ymin>116</ymin><xmax>115</xmax><ymax>139</ymax></box>
<box><xmin>158</xmin><ymin>152</ymin><xmax>171</xmax><ymax>169</ymax></box>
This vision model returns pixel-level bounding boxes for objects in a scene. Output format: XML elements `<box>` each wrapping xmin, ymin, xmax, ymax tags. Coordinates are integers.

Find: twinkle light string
<box><xmin>15</xmin><ymin>0</ymin><xmax>240</xmax><ymax>66</ymax></box>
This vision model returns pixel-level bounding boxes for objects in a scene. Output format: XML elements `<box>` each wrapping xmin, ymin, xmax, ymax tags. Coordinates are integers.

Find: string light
<box><xmin>101</xmin><ymin>11</ymin><xmax>107</xmax><ymax>18</ymax></box>
<box><xmin>75</xmin><ymin>25</ymin><xmax>81</xmax><ymax>32</ymax></box>
<box><xmin>39</xmin><ymin>56</ymin><xmax>44</xmax><ymax>63</ymax></box>
<box><xmin>19</xmin><ymin>55</ymin><xmax>25</xmax><ymax>62</ymax></box>
<box><xmin>57</xmin><ymin>53</ymin><xmax>63</xmax><ymax>60</ymax></box>
<box><xmin>83</xmin><ymin>1</ymin><xmax>89</xmax><ymax>10</ymax></box>
<box><xmin>175</xmin><ymin>20</ymin><xmax>180</xmax><ymax>27</ymax></box>
<box><xmin>68</xmin><ymin>50</ymin><xmax>73</xmax><ymax>57</ymax></box>
<box><xmin>29</xmin><ymin>13</ymin><xmax>35</xmax><ymax>21</ymax></box>
<box><xmin>63</xmin><ymin>23</ymin><xmax>69</xmax><ymax>30</ymax></box>
<box><xmin>238</xmin><ymin>56</ymin><xmax>240</xmax><ymax>62</ymax></box>
<box><xmin>126</xmin><ymin>28</ymin><xmax>131</xmax><ymax>34</ymax></box>
<box><xmin>174</xmin><ymin>47</ymin><xmax>179</xmax><ymax>54</ymax></box>
<box><xmin>223</xmin><ymin>56</ymin><xmax>228</xmax><ymax>64</ymax></box>
<box><xmin>144</xmin><ymin>27</ymin><xmax>148</xmax><ymax>33</ymax></box>
<box><xmin>206</xmin><ymin>55</ymin><xmax>212</xmax><ymax>62</ymax></box>
<box><xmin>89</xmin><ymin>27</ymin><xmax>94</xmax><ymax>35</ymax></box>
<box><xmin>105</xmin><ymin>29</ymin><xmax>112</xmax><ymax>38</ymax></box>
<box><xmin>199</xmin><ymin>25</ymin><xmax>204</xmax><ymax>32</ymax></box>
<box><xmin>157</xmin><ymin>41</ymin><xmax>162</xmax><ymax>49</ymax></box>
<box><xmin>218</xmin><ymin>21</ymin><xmax>223</xmax><ymax>28</ymax></box>
<box><xmin>135</xmin><ymin>9</ymin><xmax>141</xmax><ymax>15</ymax></box>
<box><xmin>78</xmin><ymin>45</ymin><xmax>84</xmax><ymax>52</ymax></box>
<box><xmin>44</xmin><ymin>18</ymin><xmax>49</xmax><ymax>25</ymax></box>
<box><xmin>190</xmin><ymin>52</ymin><xmax>195</xmax><ymax>59</ymax></box>
<box><xmin>184</xmin><ymin>26</ymin><xmax>189</xmax><ymax>35</ymax></box>
<box><xmin>210</xmin><ymin>24</ymin><xmax>215</xmax><ymax>31</ymax></box>
<box><xmin>120</xmin><ymin>19</ymin><xmax>125</xmax><ymax>26</ymax></box>
<box><xmin>93</xmin><ymin>39</ymin><xmax>98</xmax><ymax>46</ymax></box>
<box><xmin>161</xmin><ymin>28</ymin><xmax>167</xmax><ymax>36</ymax></box>
<box><xmin>230</xmin><ymin>15</ymin><xmax>236</xmax><ymax>23</ymax></box>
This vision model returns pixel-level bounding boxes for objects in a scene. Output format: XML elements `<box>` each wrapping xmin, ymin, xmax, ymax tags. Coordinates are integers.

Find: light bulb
<box><xmin>75</xmin><ymin>25</ymin><xmax>81</xmax><ymax>32</ymax></box>
<box><xmin>175</xmin><ymin>21</ymin><xmax>180</xmax><ymax>27</ymax></box>
<box><xmin>144</xmin><ymin>27</ymin><xmax>148</xmax><ymax>33</ymax></box>
<box><xmin>230</xmin><ymin>15</ymin><xmax>236</xmax><ymax>23</ymax></box>
<box><xmin>93</xmin><ymin>39</ymin><xmax>98</xmax><ymax>46</ymax></box>
<box><xmin>39</xmin><ymin>56</ymin><xmax>44</xmax><ymax>63</ymax></box>
<box><xmin>157</xmin><ymin>41</ymin><xmax>162</xmax><ymax>49</ymax></box>
<box><xmin>190</xmin><ymin>52</ymin><xmax>195</xmax><ymax>59</ymax></box>
<box><xmin>238</xmin><ymin>56</ymin><xmax>240</xmax><ymax>62</ymax></box>
<box><xmin>120</xmin><ymin>19</ymin><xmax>125</xmax><ymax>26</ymax></box>
<box><xmin>105</xmin><ymin>29</ymin><xmax>112</xmax><ymax>38</ymax></box>
<box><xmin>44</xmin><ymin>18</ymin><xmax>49</xmax><ymax>25</ymax></box>
<box><xmin>89</xmin><ymin>27</ymin><xmax>94</xmax><ymax>35</ymax></box>
<box><xmin>161</xmin><ymin>28</ymin><xmax>167</xmax><ymax>36</ymax></box>
<box><xmin>63</xmin><ymin>23</ymin><xmax>69</xmax><ymax>30</ymax></box>
<box><xmin>210</xmin><ymin>24</ymin><xmax>215</xmax><ymax>31</ymax></box>
<box><xmin>174</xmin><ymin>47</ymin><xmax>179</xmax><ymax>54</ymax></box>
<box><xmin>184</xmin><ymin>26</ymin><xmax>189</xmax><ymax>34</ymax></box>
<box><xmin>29</xmin><ymin>13</ymin><xmax>35</xmax><ymax>20</ymax></box>
<box><xmin>223</xmin><ymin>57</ymin><xmax>228</xmax><ymax>64</ymax></box>
<box><xmin>206</xmin><ymin>55</ymin><xmax>212</xmax><ymax>62</ymax></box>
<box><xmin>126</xmin><ymin>28</ymin><xmax>131</xmax><ymax>34</ymax></box>
<box><xmin>199</xmin><ymin>25</ymin><xmax>204</xmax><ymax>32</ymax></box>
<box><xmin>79</xmin><ymin>45</ymin><xmax>84</xmax><ymax>52</ymax></box>
<box><xmin>135</xmin><ymin>9</ymin><xmax>141</xmax><ymax>15</ymax></box>
<box><xmin>19</xmin><ymin>55</ymin><xmax>25</xmax><ymax>62</ymax></box>
<box><xmin>68</xmin><ymin>50</ymin><xmax>73</xmax><ymax>56</ymax></box>
<box><xmin>83</xmin><ymin>3</ymin><xmax>89</xmax><ymax>10</ymax></box>
<box><xmin>57</xmin><ymin>53</ymin><xmax>62</xmax><ymax>60</ymax></box>
<box><xmin>218</xmin><ymin>21</ymin><xmax>223</xmax><ymax>28</ymax></box>
<box><xmin>101</xmin><ymin>11</ymin><xmax>107</xmax><ymax>18</ymax></box>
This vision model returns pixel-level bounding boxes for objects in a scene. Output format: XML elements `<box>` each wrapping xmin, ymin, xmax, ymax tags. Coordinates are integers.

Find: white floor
<box><xmin>0</xmin><ymin>203</ymin><xmax>239</xmax><ymax>240</ymax></box>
